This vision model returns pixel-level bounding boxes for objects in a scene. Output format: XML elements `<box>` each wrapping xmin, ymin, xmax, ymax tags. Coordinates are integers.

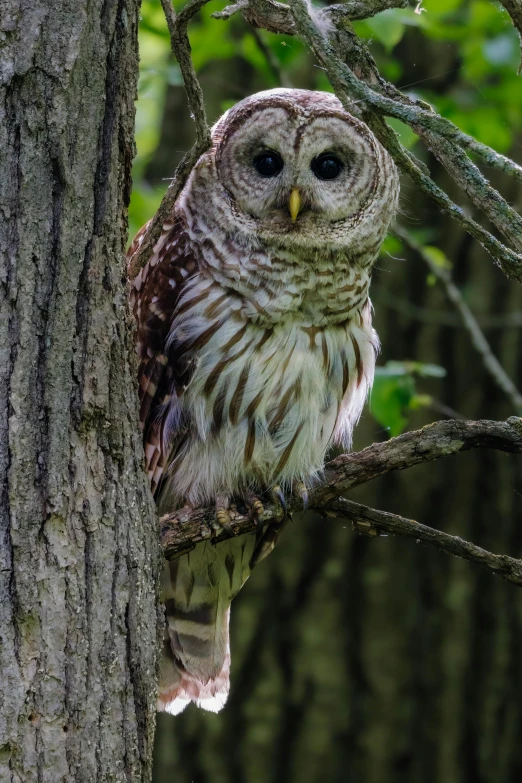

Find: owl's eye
<box><xmin>253</xmin><ymin>151</ymin><xmax>284</xmax><ymax>177</ymax></box>
<box><xmin>311</xmin><ymin>153</ymin><xmax>343</xmax><ymax>181</ymax></box>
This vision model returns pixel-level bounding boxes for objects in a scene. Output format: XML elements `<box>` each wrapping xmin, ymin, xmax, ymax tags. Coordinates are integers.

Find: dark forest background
<box><xmin>131</xmin><ymin>2</ymin><xmax>522</xmax><ymax>780</ymax></box>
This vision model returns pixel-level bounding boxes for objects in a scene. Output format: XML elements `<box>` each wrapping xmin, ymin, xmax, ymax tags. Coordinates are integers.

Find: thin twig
<box><xmin>250</xmin><ymin>26</ymin><xmax>292</xmax><ymax>86</ymax></box>
<box><xmin>498</xmin><ymin>0</ymin><xmax>522</xmax><ymax>73</ymax></box>
<box><xmin>413</xmin><ymin>125</ymin><xmax>522</xmax><ymax>251</ymax></box>
<box><xmin>397</xmin><ymin>227</ymin><xmax>522</xmax><ymax>415</ymax></box>
<box><xmin>166</xmin><ymin>0</ymin><xmax>212</xmax><ymax>148</ymax></box>
<box><xmin>370</xmin><ymin>117</ymin><xmax>522</xmax><ymax>282</ymax></box>
<box><xmin>128</xmin><ymin>0</ymin><xmax>214</xmax><ymax>279</ymax></box>
<box><xmin>372</xmin><ymin>284</ymin><xmax>522</xmax><ymax>329</ymax></box>
<box><xmin>330</xmin><ymin>498</ymin><xmax>522</xmax><ymax>588</ymax></box>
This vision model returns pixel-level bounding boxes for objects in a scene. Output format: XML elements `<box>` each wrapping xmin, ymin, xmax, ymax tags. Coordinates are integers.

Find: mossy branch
<box><xmin>161</xmin><ymin>418</ymin><xmax>522</xmax><ymax>589</ymax></box>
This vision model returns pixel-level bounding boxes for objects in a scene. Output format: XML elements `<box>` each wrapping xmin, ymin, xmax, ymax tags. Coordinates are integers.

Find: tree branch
<box><xmin>369</xmin><ymin>117</ymin><xmax>522</xmax><ymax>282</ymax></box>
<box><xmin>213</xmin><ymin>0</ymin><xmax>409</xmax><ymax>30</ymax></box>
<box><xmin>330</xmin><ymin>498</ymin><xmax>522</xmax><ymax>588</ymax></box>
<box><xmin>128</xmin><ymin>0</ymin><xmax>214</xmax><ymax>279</ymax></box>
<box><xmin>315</xmin><ymin>417</ymin><xmax>522</xmax><ymax>502</ymax></box>
<box><xmin>161</xmin><ymin>418</ymin><xmax>522</xmax><ymax>575</ymax></box>
<box><xmin>323</xmin><ymin>1</ymin><xmax>409</xmax><ymax>21</ymax></box>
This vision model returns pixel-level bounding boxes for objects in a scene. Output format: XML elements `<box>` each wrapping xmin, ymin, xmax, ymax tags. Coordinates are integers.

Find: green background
<box><xmin>131</xmin><ymin>2</ymin><xmax>522</xmax><ymax>780</ymax></box>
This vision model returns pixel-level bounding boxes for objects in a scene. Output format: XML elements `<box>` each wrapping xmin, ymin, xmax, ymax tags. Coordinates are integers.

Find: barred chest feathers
<box><xmin>159</xmin><ymin>219</ymin><xmax>378</xmax><ymax>509</ymax></box>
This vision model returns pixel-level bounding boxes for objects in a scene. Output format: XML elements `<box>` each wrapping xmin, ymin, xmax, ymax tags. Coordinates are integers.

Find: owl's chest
<box><xmin>166</xmin><ymin>281</ymin><xmax>375</xmax><ymax>501</ymax></box>
<box><xmin>238</xmin><ymin>249</ymin><xmax>371</xmax><ymax>327</ymax></box>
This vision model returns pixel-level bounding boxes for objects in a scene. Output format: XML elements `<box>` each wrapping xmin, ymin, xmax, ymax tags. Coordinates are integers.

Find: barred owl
<box><xmin>128</xmin><ymin>89</ymin><xmax>399</xmax><ymax>715</ymax></box>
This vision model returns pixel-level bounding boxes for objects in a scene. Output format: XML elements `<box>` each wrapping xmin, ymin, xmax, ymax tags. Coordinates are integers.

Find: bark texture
<box><xmin>0</xmin><ymin>1</ymin><xmax>159</xmax><ymax>781</ymax></box>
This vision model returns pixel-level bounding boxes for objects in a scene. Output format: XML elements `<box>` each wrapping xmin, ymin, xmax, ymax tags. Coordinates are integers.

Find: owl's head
<box><xmin>186</xmin><ymin>89</ymin><xmax>399</xmax><ymax>258</ymax></box>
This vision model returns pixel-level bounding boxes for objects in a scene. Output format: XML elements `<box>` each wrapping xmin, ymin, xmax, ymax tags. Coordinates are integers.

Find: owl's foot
<box><xmin>250</xmin><ymin>488</ymin><xmax>291</xmax><ymax>569</ymax></box>
<box><xmin>270</xmin><ymin>482</ymin><xmax>309</xmax><ymax>516</ymax></box>
<box><xmin>242</xmin><ymin>490</ymin><xmax>265</xmax><ymax>525</ymax></box>
<box><xmin>271</xmin><ymin>485</ymin><xmax>287</xmax><ymax>518</ymax></box>
<box><xmin>213</xmin><ymin>492</ymin><xmax>266</xmax><ymax>537</ymax></box>
<box><xmin>214</xmin><ymin>493</ymin><xmax>234</xmax><ymax>536</ymax></box>
<box><xmin>294</xmin><ymin>481</ymin><xmax>309</xmax><ymax>511</ymax></box>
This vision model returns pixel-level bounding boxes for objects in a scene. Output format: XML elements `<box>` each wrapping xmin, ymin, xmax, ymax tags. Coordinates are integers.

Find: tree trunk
<box><xmin>0</xmin><ymin>1</ymin><xmax>159</xmax><ymax>781</ymax></box>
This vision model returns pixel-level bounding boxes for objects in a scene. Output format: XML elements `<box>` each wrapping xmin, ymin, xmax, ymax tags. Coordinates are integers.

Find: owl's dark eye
<box><xmin>311</xmin><ymin>153</ymin><xmax>343</xmax><ymax>181</ymax></box>
<box><xmin>253</xmin><ymin>151</ymin><xmax>284</xmax><ymax>177</ymax></box>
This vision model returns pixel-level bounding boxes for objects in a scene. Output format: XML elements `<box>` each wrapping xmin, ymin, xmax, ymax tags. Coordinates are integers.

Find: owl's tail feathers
<box><xmin>157</xmin><ymin>608</ymin><xmax>231</xmax><ymax>715</ymax></box>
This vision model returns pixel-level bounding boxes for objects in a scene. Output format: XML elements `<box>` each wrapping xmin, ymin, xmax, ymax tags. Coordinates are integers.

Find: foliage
<box><xmin>371</xmin><ymin>361</ymin><xmax>446</xmax><ymax>436</ymax></box>
<box><xmin>130</xmin><ymin>0</ymin><xmax>521</xmax><ymax>435</ymax></box>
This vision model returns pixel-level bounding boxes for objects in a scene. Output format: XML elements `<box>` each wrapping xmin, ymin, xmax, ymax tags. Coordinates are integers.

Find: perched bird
<box><xmin>127</xmin><ymin>89</ymin><xmax>399</xmax><ymax>714</ymax></box>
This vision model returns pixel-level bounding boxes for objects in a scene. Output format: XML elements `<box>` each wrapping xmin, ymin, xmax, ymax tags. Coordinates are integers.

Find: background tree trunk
<box><xmin>0</xmin><ymin>1</ymin><xmax>159</xmax><ymax>781</ymax></box>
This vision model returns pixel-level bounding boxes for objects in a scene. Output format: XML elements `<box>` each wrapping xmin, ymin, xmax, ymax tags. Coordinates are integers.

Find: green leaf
<box><xmin>370</xmin><ymin>366</ymin><xmax>416</xmax><ymax>436</ymax></box>
<box><xmin>409</xmin><ymin>394</ymin><xmax>433</xmax><ymax>410</ymax></box>
<box><xmin>380</xmin><ymin>234</ymin><xmax>404</xmax><ymax>259</ymax></box>
<box><xmin>422</xmin><ymin>0</ymin><xmax>462</xmax><ymax>15</ymax></box>
<box><xmin>370</xmin><ymin>362</ymin><xmax>446</xmax><ymax>435</ymax></box>
<box><xmin>366</xmin><ymin>11</ymin><xmax>406</xmax><ymax>52</ymax></box>
<box><xmin>422</xmin><ymin>245</ymin><xmax>452</xmax><ymax>270</ymax></box>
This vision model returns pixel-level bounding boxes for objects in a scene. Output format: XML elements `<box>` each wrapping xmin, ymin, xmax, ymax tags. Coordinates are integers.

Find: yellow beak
<box><xmin>289</xmin><ymin>187</ymin><xmax>301</xmax><ymax>222</ymax></box>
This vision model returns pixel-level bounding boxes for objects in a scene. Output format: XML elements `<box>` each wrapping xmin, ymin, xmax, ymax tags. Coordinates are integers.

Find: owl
<box><xmin>128</xmin><ymin>89</ymin><xmax>399</xmax><ymax>715</ymax></box>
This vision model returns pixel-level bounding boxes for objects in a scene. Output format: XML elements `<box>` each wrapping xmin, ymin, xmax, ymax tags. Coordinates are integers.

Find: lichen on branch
<box><xmin>161</xmin><ymin>418</ymin><xmax>522</xmax><ymax>589</ymax></box>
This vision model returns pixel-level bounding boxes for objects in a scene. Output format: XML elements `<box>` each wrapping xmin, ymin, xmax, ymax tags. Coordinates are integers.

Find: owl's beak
<box><xmin>289</xmin><ymin>188</ymin><xmax>301</xmax><ymax>222</ymax></box>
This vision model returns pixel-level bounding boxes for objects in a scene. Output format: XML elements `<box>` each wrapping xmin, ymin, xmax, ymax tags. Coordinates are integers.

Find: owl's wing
<box><xmin>127</xmin><ymin>217</ymin><xmax>198</xmax><ymax>496</ymax></box>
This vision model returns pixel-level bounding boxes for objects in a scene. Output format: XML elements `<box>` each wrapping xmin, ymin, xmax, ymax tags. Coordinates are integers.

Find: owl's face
<box><xmin>196</xmin><ymin>89</ymin><xmax>399</xmax><ymax>254</ymax></box>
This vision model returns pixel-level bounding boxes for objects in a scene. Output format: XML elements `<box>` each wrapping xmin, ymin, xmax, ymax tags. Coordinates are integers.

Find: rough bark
<box><xmin>0</xmin><ymin>1</ymin><xmax>159</xmax><ymax>781</ymax></box>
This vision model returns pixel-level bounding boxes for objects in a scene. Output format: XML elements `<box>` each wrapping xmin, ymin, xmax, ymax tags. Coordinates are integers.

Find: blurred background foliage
<box><xmin>130</xmin><ymin>2</ymin><xmax>522</xmax><ymax>781</ymax></box>
<box><xmin>131</xmin><ymin>0</ymin><xmax>521</xmax><ymax>437</ymax></box>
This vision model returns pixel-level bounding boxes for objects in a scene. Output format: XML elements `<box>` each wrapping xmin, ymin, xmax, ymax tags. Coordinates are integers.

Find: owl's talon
<box><xmin>249</xmin><ymin>498</ymin><xmax>264</xmax><ymax>522</ymax></box>
<box><xmin>271</xmin><ymin>485</ymin><xmax>287</xmax><ymax>518</ymax></box>
<box><xmin>241</xmin><ymin>490</ymin><xmax>264</xmax><ymax>525</ymax></box>
<box><xmin>295</xmin><ymin>481</ymin><xmax>309</xmax><ymax>511</ymax></box>
<box><xmin>214</xmin><ymin>495</ymin><xmax>234</xmax><ymax>536</ymax></box>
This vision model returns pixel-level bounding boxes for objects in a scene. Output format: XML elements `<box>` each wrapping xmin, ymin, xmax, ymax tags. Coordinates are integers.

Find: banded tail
<box><xmin>158</xmin><ymin>533</ymin><xmax>257</xmax><ymax>715</ymax></box>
